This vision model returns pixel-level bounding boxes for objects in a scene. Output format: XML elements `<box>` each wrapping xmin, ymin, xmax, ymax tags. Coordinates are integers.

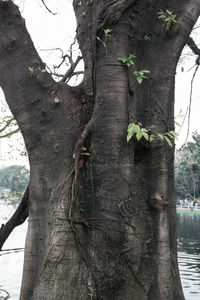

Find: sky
<box><xmin>0</xmin><ymin>0</ymin><xmax>200</xmax><ymax>166</ymax></box>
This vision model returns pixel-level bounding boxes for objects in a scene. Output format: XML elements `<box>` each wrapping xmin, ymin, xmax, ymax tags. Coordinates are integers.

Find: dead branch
<box><xmin>187</xmin><ymin>36</ymin><xmax>200</xmax><ymax>57</ymax></box>
<box><xmin>0</xmin><ymin>185</ymin><xmax>29</xmax><ymax>250</ymax></box>
<box><xmin>41</xmin><ymin>0</ymin><xmax>57</xmax><ymax>15</ymax></box>
<box><xmin>0</xmin><ymin>127</ymin><xmax>20</xmax><ymax>139</ymax></box>
<box><xmin>0</xmin><ymin>116</ymin><xmax>15</xmax><ymax>133</ymax></box>
<box><xmin>60</xmin><ymin>56</ymin><xmax>83</xmax><ymax>83</ymax></box>
<box><xmin>183</xmin><ymin>64</ymin><xmax>199</xmax><ymax>146</ymax></box>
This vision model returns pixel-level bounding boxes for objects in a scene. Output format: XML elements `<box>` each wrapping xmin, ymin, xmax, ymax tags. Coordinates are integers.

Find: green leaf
<box><xmin>149</xmin><ymin>135</ymin><xmax>154</xmax><ymax>142</ymax></box>
<box><xmin>163</xmin><ymin>136</ymin><xmax>172</xmax><ymax>147</ymax></box>
<box><xmin>127</xmin><ymin>123</ymin><xmax>140</xmax><ymax>134</ymax></box>
<box><xmin>141</xmin><ymin>128</ymin><xmax>148</xmax><ymax>132</ymax></box>
<box><xmin>136</xmin><ymin>76</ymin><xmax>143</xmax><ymax>84</ymax></box>
<box><xmin>127</xmin><ymin>131</ymin><xmax>133</xmax><ymax>142</ymax></box>
<box><xmin>144</xmin><ymin>35</ymin><xmax>151</xmax><ymax>41</ymax></box>
<box><xmin>141</xmin><ymin>75</ymin><xmax>149</xmax><ymax>79</ymax></box>
<box><xmin>166</xmin><ymin>132</ymin><xmax>175</xmax><ymax>139</ymax></box>
<box><xmin>158</xmin><ymin>133</ymin><xmax>164</xmax><ymax>140</ymax></box>
<box><xmin>28</xmin><ymin>67</ymin><xmax>34</xmax><ymax>74</ymax></box>
<box><xmin>136</xmin><ymin>131</ymin><xmax>143</xmax><ymax>141</ymax></box>
<box><xmin>127</xmin><ymin>123</ymin><xmax>140</xmax><ymax>142</ymax></box>
<box><xmin>104</xmin><ymin>28</ymin><xmax>112</xmax><ymax>38</ymax></box>
<box><xmin>142</xmin><ymin>132</ymin><xmax>149</xmax><ymax>141</ymax></box>
<box><xmin>140</xmin><ymin>69</ymin><xmax>150</xmax><ymax>74</ymax></box>
<box><xmin>169</xmin><ymin>130</ymin><xmax>179</xmax><ymax>137</ymax></box>
<box><xmin>126</xmin><ymin>61</ymin><xmax>133</xmax><ymax>67</ymax></box>
<box><xmin>167</xmin><ymin>131</ymin><xmax>179</xmax><ymax>139</ymax></box>
<box><xmin>181</xmin><ymin>66</ymin><xmax>184</xmax><ymax>72</ymax></box>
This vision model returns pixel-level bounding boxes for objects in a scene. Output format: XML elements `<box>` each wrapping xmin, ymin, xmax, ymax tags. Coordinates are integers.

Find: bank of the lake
<box><xmin>177</xmin><ymin>208</ymin><xmax>200</xmax><ymax>215</ymax></box>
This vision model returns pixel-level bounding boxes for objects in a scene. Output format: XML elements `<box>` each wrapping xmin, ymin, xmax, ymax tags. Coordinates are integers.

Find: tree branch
<box><xmin>0</xmin><ymin>184</ymin><xmax>29</xmax><ymax>250</ymax></box>
<box><xmin>187</xmin><ymin>36</ymin><xmax>200</xmax><ymax>58</ymax></box>
<box><xmin>0</xmin><ymin>127</ymin><xmax>20</xmax><ymax>139</ymax></box>
<box><xmin>41</xmin><ymin>0</ymin><xmax>57</xmax><ymax>15</ymax></box>
<box><xmin>0</xmin><ymin>1</ymin><xmax>57</xmax><ymax>146</ymax></box>
<box><xmin>60</xmin><ymin>56</ymin><xmax>83</xmax><ymax>83</ymax></box>
<box><xmin>0</xmin><ymin>116</ymin><xmax>15</xmax><ymax>133</ymax></box>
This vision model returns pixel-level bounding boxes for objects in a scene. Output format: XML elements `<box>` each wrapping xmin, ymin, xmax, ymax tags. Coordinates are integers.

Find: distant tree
<box><xmin>0</xmin><ymin>165</ymin><xmax>29</xmax><ymax>194</ymax></box>
<box><xmin>175</xmin><ymin>132</ymin><xmax>200</xmax><ymax>200</ymax></box>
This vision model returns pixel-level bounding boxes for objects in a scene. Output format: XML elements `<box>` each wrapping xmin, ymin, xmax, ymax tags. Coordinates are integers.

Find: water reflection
<box><xmin>178</xmin><ymin>213</ymin><xmax>200</xmax><ymax>299</ymax></box>
<box><xmin>0</xmin><ymin>205</ymin><xmax>200</xmax><ymax>300</ymax></box>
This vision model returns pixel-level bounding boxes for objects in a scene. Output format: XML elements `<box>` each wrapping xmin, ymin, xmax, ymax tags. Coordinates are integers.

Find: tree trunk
<box><xmin>0</xmin><ymin>0</ymin><xmax>200</xmax><ymax>299</ymax></box>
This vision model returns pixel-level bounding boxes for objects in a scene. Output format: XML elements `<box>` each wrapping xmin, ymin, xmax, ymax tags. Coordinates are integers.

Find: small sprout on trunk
<box><xmin>118</xmin><ymin>54</ymin><xmax>136</xmax><ymax>67</ymax></box>
<box><xmin>103</xmin><ymin>28</ymin><xmax>112</xmax><ymax>38</ymax></box>
<box><xmin>144</xmin><ymin>35</ymin><xmax>151</xmax><ymax>41</ymax></box>
<box><xmin>127</xmin><ymin>122</ymin><xmax>178</xmax><ymax>147</ymax></box>
<box><xmin>157</xmin><ymin>9</ymin><xmax>177</xmax><ymax>31</ymax></box>
<box><xmin>133</xmin><ymin>70</ymin><xmax>150</xmax><ymax>84</ymax></box>
<box><xmin>28</xmin><ymin>66</ymin><xmax>34</xmax><ymax>74</ymax></box>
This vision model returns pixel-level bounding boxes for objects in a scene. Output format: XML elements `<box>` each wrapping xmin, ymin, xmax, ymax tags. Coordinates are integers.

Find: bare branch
<box><xmin>187</xmin><ymin>36</ymin><xmax>200</xmax><ymax>57</ymax></box>
<box><xmin>0</xmin><ymin>185</ymin><xmax>29</xmax><ymax>250</ymax></box>
<box><xmin>41</xmin><ymin>0</ymin><xmax>57</xmax><ymax>15</ymax></box>
<box><xmin>0</xmin><ymin>116</ymin><xmax>15</xmax><ymax>133</ymax></box>
<box><xmin>0</xmin><ymin>127</ymin><xmax>20</xmax><ymax>139</ymax></box>
<box><xmin>60</xmin><ymin>56</ymin><xmax>83</xmax><ymax>83</ymax></box>
<box><xmin>183</xmin><ymin>64</ymin><xmax>199</xmax><ymax>146</ymax></box>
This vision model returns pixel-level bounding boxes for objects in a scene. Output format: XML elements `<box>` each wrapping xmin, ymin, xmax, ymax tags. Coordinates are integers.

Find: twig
<box><xmin>187</xmin><ymin>36</ymin><xmax>200</xmax><ymax>56</ymax></box>
<box><xmin>0</xmin><ymin>116</ymin><xmax>15</xmax><ymax>133</ymax></box>
<box><xmin>183</xmin><ymin>64</ymin><xmax>199</xmax><ymax>146</ymax></box>
<box><xmin>60</xmin><ymin>56</ymin><xmax>83</xmax><ymax>83</ymax></box>
<box><xmin>41</xmin><ymin>0</ymin><xmax>57</xmax><ymax>15</ymax></box>
<box><xmin>0</xmin><ymin>127</ymin><xmax>20</xmax><ymax>139</ymax></box>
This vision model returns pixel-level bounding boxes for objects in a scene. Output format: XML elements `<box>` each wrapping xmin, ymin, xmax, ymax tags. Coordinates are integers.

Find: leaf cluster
<box><xmin>127</xmin><ymin>122</ymin><xmax>178</xmax><ymax>147</ymax></box>
<box><xmin>157</xmin><ymin>9</ymin><xmax>177</xmax><ymax>31</ymax></box>
<box><xmin>133</xmin><ymin>70</ymin><xmax>150</xmax><ymax>84</ymax></box>
<box><xmin>103</xmin><ymin>28</ymin><xmax>112</xmax><ymax>38</ymax></box>
<box><xmin>118</xmin><ymin>54</ymin><xmax>150</xmax><ymax>84</ymax></box>
<box><xmin>118</xmin><ymin>54</ymin><xmax>137</xmax><ymax>67</ymax></box>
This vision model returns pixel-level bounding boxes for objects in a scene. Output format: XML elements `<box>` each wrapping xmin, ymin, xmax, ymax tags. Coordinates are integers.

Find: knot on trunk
<box><xmin>36</xmin><ymin>69</ymin><xmax>54</xmax><ymax>88</ymax></box>
<box><xmin>2</xmin><ymin>35</ymin><xmax>17</xmax><ymax>50</ymax></box>
<box><xmin>168</xmin><ymin>21</ymin><xmax>180</xmax><ymax>36</ymax></box>
<box><xmin>0</xmin><ymin>0</ymin><xmax>9</xmax><ymax>9</ymax></box>
<box><xmin>149</xmin><ymin>192</ymin><xmax>167</xmax><ymax>210</ymax></box>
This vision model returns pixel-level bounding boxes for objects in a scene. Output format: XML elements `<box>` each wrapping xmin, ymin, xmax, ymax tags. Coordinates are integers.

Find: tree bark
<box><xmin>0</xmin><ymin>0</ymin><xmax>200</xmax><ymax>299</ymax></box>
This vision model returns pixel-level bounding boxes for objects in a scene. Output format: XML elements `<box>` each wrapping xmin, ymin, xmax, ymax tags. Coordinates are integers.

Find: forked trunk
<box><xmin>0</xmin><ymin>0</ymin><xmax>200</xmax><ymax>299</ymax></box>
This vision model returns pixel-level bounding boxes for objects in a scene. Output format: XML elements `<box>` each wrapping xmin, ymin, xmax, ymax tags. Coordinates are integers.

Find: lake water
<box><xmin>0</xmin><ymin>202</ymin><xmax>200</xmax><ymax>300</ymax></box>
<box><xmin>177</xmin><ymin>213</ymin><xmax>200</xmax><ymax>299</ymax></box>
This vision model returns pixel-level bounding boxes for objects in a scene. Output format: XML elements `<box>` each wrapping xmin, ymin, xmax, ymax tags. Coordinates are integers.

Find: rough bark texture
<box><xmin>0</xmin><ymin>0</ymin><xmax>200</xmax><ymax>299</ymax></box>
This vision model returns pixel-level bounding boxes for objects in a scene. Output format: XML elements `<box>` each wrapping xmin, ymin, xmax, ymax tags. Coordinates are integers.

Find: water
<box><xmin>0</xmin><ymin>203</ymin><xmax>200</xmax><ymax>300</ymax></box>
<box><xmin>0</xmin><ymin>200</ymin><xmax>26</xmax><ymax>300</ymax></box>
<box><xmin>178</xmin><ymin>213</ymin><xmax>200</xmax><ymax>299</ymax></box>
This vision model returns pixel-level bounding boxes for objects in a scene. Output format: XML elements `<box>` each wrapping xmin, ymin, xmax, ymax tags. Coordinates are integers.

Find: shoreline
<box><xmin>176</xmin><ymin>208</ymin><xmax>200</xmax><ymax>215</ymax></box>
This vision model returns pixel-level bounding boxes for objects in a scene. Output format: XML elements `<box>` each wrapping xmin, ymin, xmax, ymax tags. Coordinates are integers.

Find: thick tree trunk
<box><xmin>0</xmin><ymin>1</ymin><xmax>200</xmax><ymax>299</ymax></box>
